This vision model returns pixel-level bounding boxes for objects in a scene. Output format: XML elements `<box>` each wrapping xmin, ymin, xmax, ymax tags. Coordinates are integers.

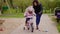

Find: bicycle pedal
<box><xmin>31</xmin><ymin>30</ymin><xmax>33</xmax><ymax>32</ymax></box>
<box><xmin>28</xmin><ymin>28</ymin><xmax>29</xmax><ymax>30</ymax></box>
<box><xmin>23</xmin><ymin>27</ymin><xmax>25</xmax><ymax>30</ymax></box>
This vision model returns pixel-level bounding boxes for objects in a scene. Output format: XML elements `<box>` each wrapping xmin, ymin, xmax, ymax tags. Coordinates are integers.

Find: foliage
<box><xmin>0</xmin><ymin>0</ymin><xmax>60</xmax><ymax>14</ymax></box>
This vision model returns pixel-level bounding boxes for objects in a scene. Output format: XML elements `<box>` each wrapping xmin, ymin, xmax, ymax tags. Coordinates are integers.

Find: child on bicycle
<box><xmin>24</xmin><ymin>6</ymin><xmax>35</xmax><ymax>29</ymax></box>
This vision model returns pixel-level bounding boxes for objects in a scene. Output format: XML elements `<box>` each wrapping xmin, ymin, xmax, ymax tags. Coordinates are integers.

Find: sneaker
<box><xmin>36</xmin><ymin>27</ymin><xmax>39</xmax><ymax>30</ymax></box>
<box><xmin>36</xmin><ymin>25</ymin><xmax>39</xmax><ymax>30</ymax></box>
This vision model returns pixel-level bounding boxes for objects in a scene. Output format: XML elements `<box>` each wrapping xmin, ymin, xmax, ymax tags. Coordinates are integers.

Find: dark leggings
<box><xmin>25</xmin><ymin>18</ymin><xmax>30</xmax><ymax>24</ymax></box>
<box><xmin>36</xmin><ymin>14</ymin><xmax>42</xmax><ymax>26</ymax></box>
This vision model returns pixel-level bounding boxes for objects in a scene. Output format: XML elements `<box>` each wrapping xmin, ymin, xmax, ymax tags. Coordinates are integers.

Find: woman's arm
<box><xmin>39</xmin><ymin>4</ymin><xmax>43</xmax><ymax>14</ymax></box>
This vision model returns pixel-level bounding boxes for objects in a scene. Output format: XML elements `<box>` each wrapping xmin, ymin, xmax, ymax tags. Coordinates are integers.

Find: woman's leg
<box><xmin>36</xmin><ymin>14</ymin><xmax>41</xmax><ymax>30</ymax></box>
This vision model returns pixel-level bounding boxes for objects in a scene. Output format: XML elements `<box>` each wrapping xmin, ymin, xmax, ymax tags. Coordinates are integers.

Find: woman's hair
<box><xmin>33</xmin><ymin>0</ymin><xmax>39</xmax><ymax>6</ymax></box>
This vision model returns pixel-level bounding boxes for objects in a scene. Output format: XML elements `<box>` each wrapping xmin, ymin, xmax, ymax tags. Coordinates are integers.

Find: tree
<box><xmin>9</xmin><ymin>0</ymin><xmax>13</xmax><ymax>8</ymax></box>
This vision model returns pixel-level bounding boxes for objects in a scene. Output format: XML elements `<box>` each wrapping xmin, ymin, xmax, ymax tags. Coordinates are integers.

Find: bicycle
<box><xmin>24</xmin><ymin>18</ymin><xmax>34</xmax><ymax>32</ymax></box>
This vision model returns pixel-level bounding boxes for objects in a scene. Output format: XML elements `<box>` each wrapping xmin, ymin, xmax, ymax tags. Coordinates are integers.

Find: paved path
<box><xmin>10</xmin><ymin>14</ymin><xmax>59</xmax><ymax>34</ymax></box>
<box><xmin>0</xmin><ymin>18</ymin><xmax>24</xmax><ymax>34</ymax></box>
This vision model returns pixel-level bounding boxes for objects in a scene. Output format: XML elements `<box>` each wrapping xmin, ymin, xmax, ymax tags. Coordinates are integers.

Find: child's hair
<box><xmin>27</xmin><ymin>6</ymin><xmax>33</xmax><ymax>14</ymax></box>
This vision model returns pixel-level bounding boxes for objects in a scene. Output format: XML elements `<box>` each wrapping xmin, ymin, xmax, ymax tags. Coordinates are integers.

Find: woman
<box><xmin>33</xmin><ymin>0</ymin><xmax>43</xmax><ymax>30</ymax></box>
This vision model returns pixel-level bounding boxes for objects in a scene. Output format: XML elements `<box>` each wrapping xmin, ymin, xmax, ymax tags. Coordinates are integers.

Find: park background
<box><xmin>0</xmin><ymin>0</ymin><xmax>60</xmax><ymax>34</ymax></box>
<box><xmin>0</xmin><ymin>0</ymin><xmax>60</xmax><ymax>15</ymax></box>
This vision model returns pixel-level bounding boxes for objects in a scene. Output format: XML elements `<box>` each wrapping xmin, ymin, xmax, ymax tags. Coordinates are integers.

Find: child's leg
<box><xmin>25</xmin><ymin>18</ymin><xmax>30</xmax><ymax>26</ymax></box>
<box><xmin>25</xmin><ymin>18</ymin><xmax>31</xmax><ymax>30</ymax></box>
<box><xmin>25</xmin><ymin>18</ymin><xmax>28</xmax><ymax>26</ymax></box>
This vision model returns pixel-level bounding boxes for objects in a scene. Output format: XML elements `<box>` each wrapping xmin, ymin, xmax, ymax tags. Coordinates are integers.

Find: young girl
<box><xmin>24</xmin><ymin>6</ymin><xmax>35</xmax><ymax>29</ymax></box>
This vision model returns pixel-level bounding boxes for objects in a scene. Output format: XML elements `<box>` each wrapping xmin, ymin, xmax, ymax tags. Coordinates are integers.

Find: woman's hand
<box><xmin>33</xmin><ymin>14</ymin><xmax>35</xmax><ymax>16</ymax></box>
<box><xmin>39</xmin><ymin>11</ymin><xmax>42</xmax><ymax>14</ymax></box>
<box><xmin>39</xmin><ymin>12</ymin><xmax>41</xmax><ymax>14</ymax></box>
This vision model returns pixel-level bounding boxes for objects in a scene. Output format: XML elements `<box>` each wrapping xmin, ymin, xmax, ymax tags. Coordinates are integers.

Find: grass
<box><xmin>57</xmin><ymin>23</ymin><xmax>60</xmax><ymax>32</ymax></box>
<box><xmin>0</xmin><ymin>13</ymin><xmax>24</xmax><ymax>18</ymax></box>
<box><xmin>1</xmin><ymin>8</ymin><xmax>51</xmax><ymax>18</ymax></box>
<box><xmin>0</xmin><ymin>8</ymin><xmax>24</xmax><ymax>18</ymax></box>
<box><xmin>49</xmin><ymin>14</ymin><xmax>60</xmax><ymax>32</ymax></box>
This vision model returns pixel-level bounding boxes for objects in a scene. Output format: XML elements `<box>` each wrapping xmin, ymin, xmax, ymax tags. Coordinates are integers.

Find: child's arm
<box><xmin>24</xmin><ymin>10</ymin><xmax>27</xmax><ymax>17</ymax></box>
<box><xmin>32</xmin><ymin>8</ymin><xmax>36</xmax><ymax>16</ymax></box>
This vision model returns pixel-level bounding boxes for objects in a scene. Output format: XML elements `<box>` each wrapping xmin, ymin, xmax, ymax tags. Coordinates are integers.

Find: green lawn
<box><xmin>0</xmin><ymin>8</ymin><xmax>24</xmax><ymax>18</ymax></box>
<box><xmin>0</xmin><ymin>13</ymin><xmax>24</xmax><ymax>18</ymax></box>
<box><xmin>57</xmin><ymin>23</ymin><xmax>60</xmax><ymax>32</ymax></box>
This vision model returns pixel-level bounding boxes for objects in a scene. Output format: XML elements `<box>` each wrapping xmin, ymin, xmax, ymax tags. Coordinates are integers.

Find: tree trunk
<box><xmin>21</xmin><ymin>7</ymin><xmax>23</xmax><ymax>13</ymax></box>
<box><xmin>9</xmin><ymin>0</ymin><xmax>13</xmax><ymax>8</ymax></box>
<box><xmin>3</xmin><ymin>0</ymin><xmax>6</xmax><ymax>3</ymax></box>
